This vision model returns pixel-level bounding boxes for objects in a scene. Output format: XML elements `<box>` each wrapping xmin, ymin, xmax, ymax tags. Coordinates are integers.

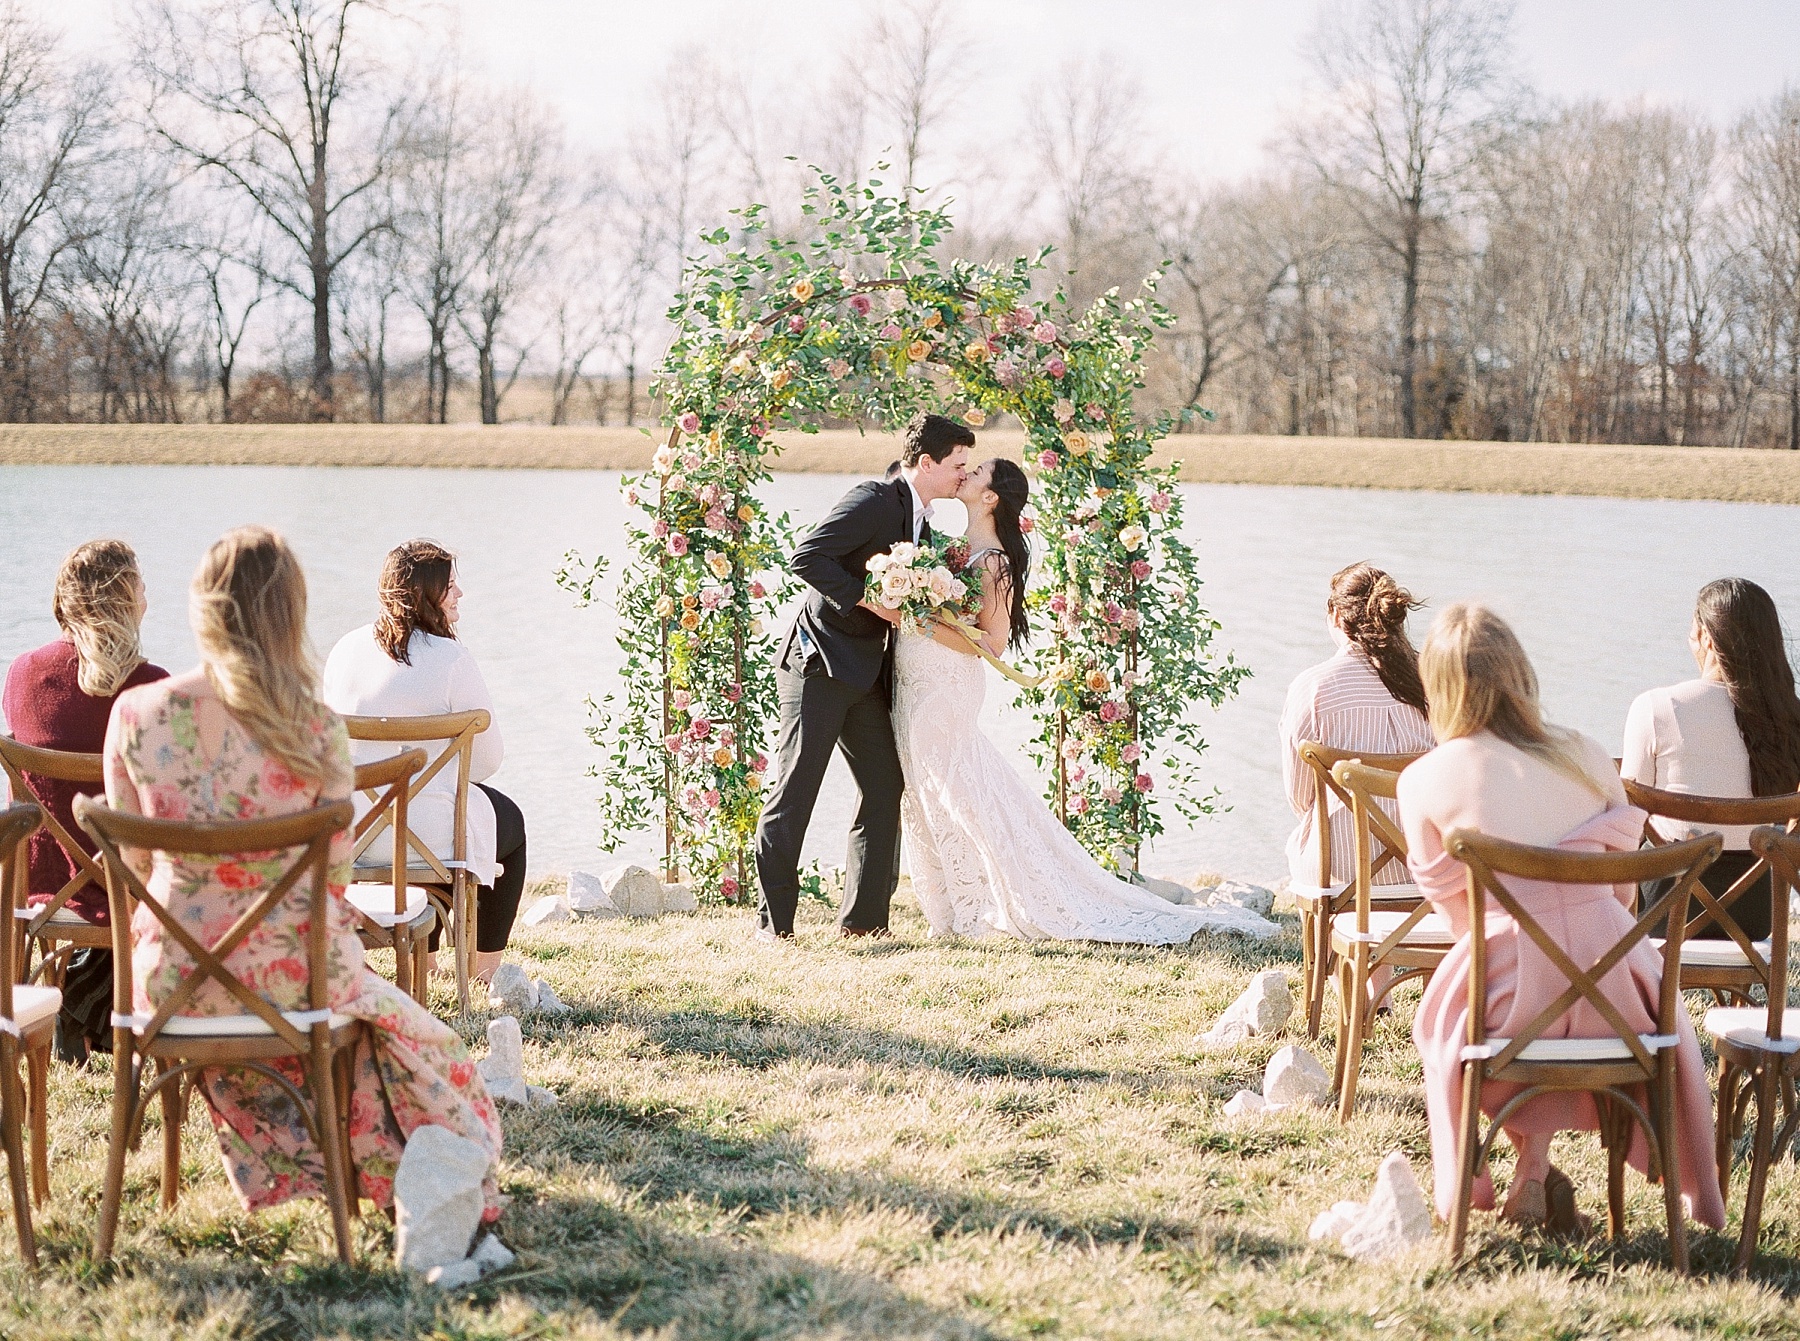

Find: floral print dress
<box><xmin>103</xmin><ymin>680</ymin><xmax>502</xmax><ymax>1215</ymax></box>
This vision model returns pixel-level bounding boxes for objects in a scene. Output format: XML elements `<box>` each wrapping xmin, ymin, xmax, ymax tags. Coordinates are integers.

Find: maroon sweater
<box><xmin>2</xmin><ymin>640</ymin><xmax>168</xmax><ymax>923</ymax></box>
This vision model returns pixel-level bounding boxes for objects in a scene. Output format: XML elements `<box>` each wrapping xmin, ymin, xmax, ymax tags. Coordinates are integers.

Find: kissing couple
<box><xmin>752</xmin><ymin>413</ymin><xmax>1278</xmax><ymax>945</ymax></box>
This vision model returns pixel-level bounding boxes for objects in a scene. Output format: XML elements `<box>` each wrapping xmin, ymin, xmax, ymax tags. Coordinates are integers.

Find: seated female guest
<box><xmin>1280</xmin><ymin>561</ymin><xmax>1435</xmax><ymax>890</ymax></box>
<box><xmin>1399</xmin><ymin>604</ymin><xmax>1723</xmax><ymax>1233</ymax></box>
<box><xmin>2</xmin><ymin>540</ymin><xmax>167</xmax><ymax>1063</ymax></box>
<box><xmin>1621</xmin><ymin>577</ymin><xmax>1800</xmax><ymax>942</ymax></box>
<box><xmin>103</xmin><ymin>526</ymin><xmax>500</xmax><ymax>1216</ymax></box>
<box><xmin>323</xmin><ymin>540</ymin><xmax>525</xmax><ymax>986</ymax></box>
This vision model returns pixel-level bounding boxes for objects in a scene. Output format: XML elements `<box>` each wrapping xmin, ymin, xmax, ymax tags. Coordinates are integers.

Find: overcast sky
<box><xmin>46</xmin><ymin>0</ymin><xmax>1800</xmax><ymax>183</ymax></box>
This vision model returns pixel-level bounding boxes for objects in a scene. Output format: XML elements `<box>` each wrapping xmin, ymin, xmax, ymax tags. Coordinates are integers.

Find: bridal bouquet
<box><xmin>865</xmin><ymin>536</ymin><xmax>981</xmax><ymax>636</ymax></box>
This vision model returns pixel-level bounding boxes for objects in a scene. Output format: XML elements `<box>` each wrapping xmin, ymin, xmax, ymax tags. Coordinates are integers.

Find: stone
<box><xmin>568</xmin><ymin>869</ymin><xmax>623</xmax><ymax>917</ymax></box>
<box><xmin>527</xmin><ymin>1084</ymin><xmax>560</xmax><ymax>1108</ymax></box>
<box><xmin>470</xmin><ymin>1233</ymin><xmax>516</xmax><ymax>1272</ymax></box>
<box><xmin>601</xmin><ymin>864</ymin><xmax>665</xmax><ymax>918</ymax></box>
<box><xmin>487</xmin><ymin>962</ymin><xmax>538</xmax><ymax>1012</ymax></box>
<box><xmin>1308</xmin><ymin>1201</ymin><xmax>1365</xmax><ymax>1243</ymax></box>
<box><xmin>486</xmin><ymin>1077</ymin><xmax>530</xmax><ymax>1106</ymax></box>
<box><xmin>1206</xmin><ymin>879</ymin><xmax>1277</xmax><ymax>918</ymax></box>
<box><xmin>1262</xmin><ymin>1044</ymin><xmax>1331</xmax><ymax>1109</ymax></box>
<box><xmin>660</xmin><ymin>882</ymin><xmax>698</xmax><ymax>914</ymax></box>
<box><xmin>394</xmin><ymin>1124</ymin><xmax>491</xmax><ymax>1273</ymax></box>
<box><xmin>1222</xmin><ymin>1089</ymin><xmax>1268</xmax><ymax>1118</ymax></box>
<box><xmin>1339</xmin><ymin>1152</ymin><xmax>1433</xmax><ymax>1261</ymax></box>
<box><xmin>1202</xmin><ymin>970</ymin><xmax>1293</xmax><ymax>1047</ymax></box>
<box><xmin>1134</xmin><ymin>873</ymin><xmax>1194</xmax><ymax>903</ymax></box>
<box><xmin>426</xmin><ymin>1257</ymin><xmax>484</xmax><ymax>1289</ymax></box>
<box><xmin>520</xmin><ymin>894</ymin><xmax>570</xmax><ymax>928</ymax></box>
<box><xmin>534</xmin><ymin>980</ymin><xmax>572</xmax><ymax>1015</ymax></box>
<box><xmin>478</xmin><ymin>1016</ymin><xmax>523</xmax><ymax>1083</ymax></box>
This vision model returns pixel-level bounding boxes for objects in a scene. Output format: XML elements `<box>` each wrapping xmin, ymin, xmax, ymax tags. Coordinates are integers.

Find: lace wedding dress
<box><xmin>893</xmin><ymin>620</ymin><xmax>1279</xmax><ymax>944</ymax></box>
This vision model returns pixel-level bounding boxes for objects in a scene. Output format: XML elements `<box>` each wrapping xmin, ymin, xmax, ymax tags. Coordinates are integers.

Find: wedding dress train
<box><xmin>893</xmin><ymin>629</ymin><xmax>1279</xmax><ymax>943</ymax></box>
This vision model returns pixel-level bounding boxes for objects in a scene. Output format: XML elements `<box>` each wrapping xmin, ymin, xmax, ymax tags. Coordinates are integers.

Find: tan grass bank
<box><xmin>4</xmin><ymin>423</ymin><xmax>1799</xmax><ymax>504</ymax></box>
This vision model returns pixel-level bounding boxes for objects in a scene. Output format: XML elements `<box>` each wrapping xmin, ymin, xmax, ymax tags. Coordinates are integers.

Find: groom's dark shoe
<box><xmin>839</xmin><ymin>926</ymin><xmax>891</xmax><ymax>940</ymax></box>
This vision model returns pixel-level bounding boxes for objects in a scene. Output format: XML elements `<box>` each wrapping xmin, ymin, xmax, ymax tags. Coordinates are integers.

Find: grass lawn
<box><xmin>6</xmin><ymin>889</ymin><xmax>1800</xmax><ymax>1339</ymax></box>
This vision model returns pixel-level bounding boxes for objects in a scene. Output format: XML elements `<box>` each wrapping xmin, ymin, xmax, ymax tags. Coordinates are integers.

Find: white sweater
<box><xmin>322</xmin><ymin>626</ymin><xmax>504</xmax><ymax>885</ymax></box>
<box><xmin>1621</xmin><ymin>676</ymin><xmax>1753</xmax><ymax>849</ymax></box>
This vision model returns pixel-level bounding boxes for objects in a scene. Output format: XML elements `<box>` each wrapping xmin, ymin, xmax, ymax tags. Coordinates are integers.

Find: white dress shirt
<box><xmin>902</xmin><ymin>472</ymin><xmax>932</xmax><ymax>542</ymax></box>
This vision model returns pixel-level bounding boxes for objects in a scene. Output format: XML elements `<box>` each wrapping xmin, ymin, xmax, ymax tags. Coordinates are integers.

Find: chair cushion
<box><xmin>16</xmin><ymin>904</ymin><xmax>103</xmax><ymax>928</ymax></box>
<box><xmin>1704</xmin><ymin>1006</ymin><xmax>1800</xmax><ymax>1054</ymax></box>
<box><xmin>1287</xmin><ymin>882</ymin><xmax>1348</xmax><ymax>904</ymax></box>
<box><xmin>1290</xmin><ymin>881</ymin><xmax>1421</xmax><ymax>905</ymax></box>
<box><xmin>4</xmin><ymin>985</ymin><xmax>61</xmax><ymax>1034</ymax></box>
<box><xmin>1462</xmin><ymin>1034</ymin><xmax>1677</xmax><ymax>1062</ymax></box>
<box><xmin>1654</xmin><ymin>938</ymin><xmax>1774</xmax><ymax>970</ymax></box>
<box><xmin>141</xmin><ymin>1009</ymin><xmax>357</xmax><ymax>1038</ymax></box>
<box><xmin>347</xmin><ymin>883</ymin><xmax>434</xmax><ymax>927</ymax></box>
<box><xmin>1331</xmin><ymin>908</ymin><xmax>1456</xmax><ymax>946</ymax></box>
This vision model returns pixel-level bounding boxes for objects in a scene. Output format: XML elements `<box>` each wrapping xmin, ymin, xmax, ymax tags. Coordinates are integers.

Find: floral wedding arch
<box><xmin>564</xmin><ymin>173</ymin><xmax>1246</xmax><ymax>900</ymax></box>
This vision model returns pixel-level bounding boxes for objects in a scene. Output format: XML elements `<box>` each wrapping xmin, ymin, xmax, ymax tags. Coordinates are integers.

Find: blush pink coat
<box><xmin>1401</xmin><ymin>737</ymin><xmax>1724</xmax><ymax>1230</ymax></box>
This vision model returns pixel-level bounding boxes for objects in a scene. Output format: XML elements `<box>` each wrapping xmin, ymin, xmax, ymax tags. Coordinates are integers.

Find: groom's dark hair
<box><xmin>901</xmin><ymin>412</ymin><xmax>976</xmax><ymax>467</ymax></box>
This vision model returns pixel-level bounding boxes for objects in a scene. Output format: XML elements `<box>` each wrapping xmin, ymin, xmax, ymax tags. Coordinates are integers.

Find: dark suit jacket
<box><xmin>781</xmin><ymin>477</ymin><xmax>928</xmax><ymax>692</ymax></box>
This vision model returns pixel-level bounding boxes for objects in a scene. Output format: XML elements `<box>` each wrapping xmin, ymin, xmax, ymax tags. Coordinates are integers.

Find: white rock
<box><xmin>526</xmin><ymin>1084</ymin><xmax>560</xmax><ymax>1108</ymax></box>
<box><xmin>1340</xmin><ymin>1152</ymin><xmax>1433</xmax><ymax>1261</ymax></box>
<box><xmin>477</xmin><ymin>1016</ymin><xmax>523</xmax><ymax>1084</ymax></box>
<box><xmin>487</xmin><ymin>961</ymin><xmax>539</xmax><ymax>1012</ymax></box>
<box><xmin>1206</xmin><ymin>879</ymin><xmax>1277</xmax><ymax>918</ymax></box>
<box><xmin>470</xmin><ymin>1233</ymin><xmax>516</xmax><ymax>1272</ymax></box>
<box><xmin>601</xmin><ymin>864</ymin><xmax>665</xmax><ymax>918</ymax></box>
<box><xmin>660</xmin><ymin>882</ymin><xmax>698</xmax><ymax>914</ymax></box>
<box><xmin>1135</xmin><ymin>873</ymin><xmax>1194</xmax><ymax>904</ymax></box>
<box><xmin>426</xmin><ymin>1257</ymin><xmax>484</xmax><ymax>1289</ymax></box>
<box><xmin>1263</xmin><ymin>1044</ymin><xmax>1331</xmax><ymax>1109</ymax></box>
<box><xmin>534</xmin><ymin>980</ymin><xmax>571</xmax><ymax>1015</ymax></box>
<box><xmin>1308</xmin><ymin>1201</ymin><xmax>1365</xmax><ymax>1243</ymax></box>
<box><xmin>567</xmin><ymin>869</ymin><xmax>624</xmax><ymax>918</ymax></box>
<box><xmin>520</xmin><ymin>894</ymin><xmax>570</xmax><ymax>928</ymax></box>
<box><xmin>1202</xmin><ymin>970</ymin><xmax>1293</xmax><ymax>1047</ymax></box>
<box><xmin>1222</xmin><ymin>1089</ymin><xmax>1268</xmax><ymax>1118</ymax></box>
<box><xmin>394</xmin><ymin>1124</ymin><xmax>492</xmax><ymax>1273</ymax></box>
<box><xmin>486</xmin><ymin>1077</ymin><xmax>530</xmax><ymax>1106</ymax></box>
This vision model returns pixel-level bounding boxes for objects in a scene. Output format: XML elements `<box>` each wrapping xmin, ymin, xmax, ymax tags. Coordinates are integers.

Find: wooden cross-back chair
<box><xmin>341</xmin><ymin>711</ymin><xmax>489</xmax><ymax>1014</ymax></box>
<box><xmin>0</xmin><ymin>735</ymin><xmax>110</xmax><ymax>990</ymax></box>
<box><xmin>1706</xmin><ymin>825</ymin><xmax>1800</xmax><ymax>1274</ymax></box>
<box><xmin>347</xmin><ymin>749</ymin><xmax>434</xmax><ymax>1004</ymax></box>
<box><xmin>1329</xmin><ymin>760</ymin><xmax>1455</xmax><ymax>1122</ymax></box>
<box><xmin>1622</xmin><ymin>779</ymin><xmax>1799</xmax><ymax>1003</ymax></box>
<box><xmin>1441</xmin><ymin>827</ymin><xmax>1720</xmax><ymax>1272</ymax></box>
<box><xmin>76</xmin><ymin>796</ymin><xmax>363</xmax><ymax>1264</ymax></box>
<box><xmin>1293</xmin><ymin>742</ymin><xmax>1429</xmax><ymax>1039</ymax></box>
<box><xmin>0</xmin><ymin>804</ymin><xmax>61</xmax><ymax>1269</ymax></box>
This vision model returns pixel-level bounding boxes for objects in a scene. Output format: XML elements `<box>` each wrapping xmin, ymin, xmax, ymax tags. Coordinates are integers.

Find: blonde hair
<box><xmin>53</xmin><ymin>540</ymin><xmax>146</xmax><ymax>698</ymax></box>
<box><xmin>1420</xmin><ymin>603</ymin><xmax>1608</xmax><ymax>798</ymax></box>
<box><xmin>189</xmin><ymin>526</ymin><xmax>325</xmax><ymax>782</ymax></box>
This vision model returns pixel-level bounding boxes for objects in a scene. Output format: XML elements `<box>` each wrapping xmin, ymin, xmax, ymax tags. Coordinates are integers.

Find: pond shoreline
<box><xmin>4</xmin><ymin>424</ymin><xmax>1800</xmax><ymax>505</ymax></box>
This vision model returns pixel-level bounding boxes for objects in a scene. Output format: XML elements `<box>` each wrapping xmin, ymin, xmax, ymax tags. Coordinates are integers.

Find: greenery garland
<box><xmin>564</xmin><ymin>171</ymin><xmax>1246</xmax><ymax>899</ymax></box>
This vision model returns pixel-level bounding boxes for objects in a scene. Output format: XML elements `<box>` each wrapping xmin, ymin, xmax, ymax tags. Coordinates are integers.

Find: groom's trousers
<box><xmin>754</xmin><ymin>664</ymin><xmax>903</xmax><ymax>936</ymax></box>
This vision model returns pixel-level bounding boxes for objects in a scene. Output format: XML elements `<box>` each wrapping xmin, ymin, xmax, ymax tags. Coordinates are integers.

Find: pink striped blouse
<box><xmin>1280</xmin><ymin>647</ymin><xmax>1435</xmax><ymax>888</ymax></box>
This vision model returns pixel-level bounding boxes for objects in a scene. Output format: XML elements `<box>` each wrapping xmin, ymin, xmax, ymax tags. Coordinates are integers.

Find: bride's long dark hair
<box><xmin>982</xmin><ymin>457</ymin><xmax>1032</xmax><ymax>650</ymax></box>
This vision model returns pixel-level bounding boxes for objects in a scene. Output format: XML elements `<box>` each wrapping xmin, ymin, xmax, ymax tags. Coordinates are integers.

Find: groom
<box><xmin>753</xmin><ymin>413</ymin><xmax>975</xmax><ymax>940</ymax></box>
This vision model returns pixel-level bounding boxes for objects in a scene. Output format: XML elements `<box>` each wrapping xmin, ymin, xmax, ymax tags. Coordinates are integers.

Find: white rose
<box><xmin>888</xmin><ymin>542</ymin><xmax>918</xmax><ymax>567</ymax></box>
<box><xmin>1119</xmin><ymin>524</ymin><xmax>1148</xmax><ymax>552</ymax></box>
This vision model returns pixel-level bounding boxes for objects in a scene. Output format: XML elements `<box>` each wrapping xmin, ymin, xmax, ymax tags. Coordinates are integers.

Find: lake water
<box><xmin>2</xmin><ymin>464</ymin><xmax>1794</xmax><ymax>889</ymax></box>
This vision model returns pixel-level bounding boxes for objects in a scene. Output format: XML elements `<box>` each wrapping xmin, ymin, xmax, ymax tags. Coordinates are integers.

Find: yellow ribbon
<box><xmin>935</xmin><ymin>615</ymin><xmax>1044</xmax><ymax>688</ymax></box>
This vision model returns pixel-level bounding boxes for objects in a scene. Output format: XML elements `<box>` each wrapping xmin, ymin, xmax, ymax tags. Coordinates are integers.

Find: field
<box><xmin>8</xmin><ymin>424</ymin><xmax>1800</xmax><ymax>505</ymax></box>
<box><xmin>7</xmin><ymin>886</ymin><xmax>1800</xmax><ymax>1340</ymax></box>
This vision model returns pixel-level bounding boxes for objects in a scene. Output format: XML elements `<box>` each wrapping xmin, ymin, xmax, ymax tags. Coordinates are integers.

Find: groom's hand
<box><xmin>859</xmin><ymin>597</ymin><xmax>902</xmax><ymax>625</ymax></box>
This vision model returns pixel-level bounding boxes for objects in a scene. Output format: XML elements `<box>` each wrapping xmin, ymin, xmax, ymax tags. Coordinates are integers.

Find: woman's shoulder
<box><xmin>324</xmin><ymin>623</ymin><xmax>381</xmax><ymax>662</ymax></box>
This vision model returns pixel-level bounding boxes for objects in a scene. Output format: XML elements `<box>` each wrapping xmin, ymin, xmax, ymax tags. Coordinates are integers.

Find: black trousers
<box><xmin>754</xmin><ymin>665</ymin><xmax>903</xmax><ymax>935</ymax></box>
<box><xmin>431</xmin><ymin>783</ymin><xmax>528</xmax><ymax>954</ymax></box>
<box><xmin>1642</xmin><ymin>848</ymin><xmax>1774</xmax><ymax>943</ymax></box>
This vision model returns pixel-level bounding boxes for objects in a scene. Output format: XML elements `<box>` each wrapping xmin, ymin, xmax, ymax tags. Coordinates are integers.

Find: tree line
<box><xmin>5</xmin><ymin>0</ymin><xmax>1800</xmax><ymax>447</ymax></box>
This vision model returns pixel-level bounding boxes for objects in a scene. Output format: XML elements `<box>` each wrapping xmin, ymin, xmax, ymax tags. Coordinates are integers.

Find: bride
<box><xmin>894</xmin><ymin>457</ymin><xmax>1278</xmax><ymax>943</ymax></box>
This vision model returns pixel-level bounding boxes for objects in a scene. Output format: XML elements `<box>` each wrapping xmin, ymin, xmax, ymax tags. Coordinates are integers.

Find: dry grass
<box><xmin>7</xmin><ymin>424</ymin><xmax>1800</xmax><ymax>505</ymax></box>
<box><xmin>4</xmin><ymin>888</ymin><xmax>1800</xmax><ymax>1339</ymax></box>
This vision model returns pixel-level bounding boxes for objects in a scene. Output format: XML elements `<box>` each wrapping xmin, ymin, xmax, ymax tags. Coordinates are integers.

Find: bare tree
<box><xmin>1028</xmin><ymin>56</ymin><xmax>1145</xmax><ymax>297</ymax></box>
<box><xmin>133</xmin><ymin>0</ymin><xmax>407</xmax><ymax>420</ymax></box>
<box><xmin>863</xmin><ymin>0</ymin><xmax>970</xmax><ymax>206</ymax></box>
<box><xmin>0</xmin><ymin>3</ymin><xmax>108</xmax><ymax>421</ymax></box>
<box><xmin>1734</xmin><ymin>88</ymin><xmax>1800</xmax><ymax>450</ymax></box>
<box><xmin>1304</xmin><ymin>0</ymin><xmax>1516</xmax><ymax>436</ymax></box>
<box><xmin>1144</xmin><ymin>179</ymin><xmax>1258</xmax><ymax>425</ymax></box>
<box><xmin>192</xmin><ymin>220</ymin><xmax>273</xmax><ymax>423</ymax></box>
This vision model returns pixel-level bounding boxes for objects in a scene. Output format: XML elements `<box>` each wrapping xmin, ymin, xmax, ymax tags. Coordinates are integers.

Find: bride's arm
<box><xmin>970</xmin><ymin>556</ymin><xmax>1012</xmax><ymax>658</ymax></box>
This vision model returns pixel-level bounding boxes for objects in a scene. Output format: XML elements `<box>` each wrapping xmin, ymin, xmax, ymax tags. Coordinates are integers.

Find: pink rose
<box><xmin>1046</xmin><ymin>356</ymin><xmax>1068</xmax><ymax>379</ymax></box>
<box><xmin>724</xmin><ymin>682</ymin><xmax>743</xmax><ymax>703</ymax></box>
<box><xmin>1083</xmin><ymin>402</ymin><xmax>1103</xmax><ymax>419</ymax></box>
<box><xmin>1099</xmin><ymin>701</ymin><xmax>1122</xmax><ymax>723</ymax></box>
<box><xmin>705</xmin><ymin>506</ymin><xmax>728</xmax><ymax>530</ymax></box>
<box><xmin>1069</xmin><ymin>795</ymin><xmax>1090</xmax><ymax>814</ymax></box>
<box><xmin>652</xmin><ymin>519</ymin><xmax>669</xmax><ymax>540</ymax></box>
<box><xmin>720</xmin><ymin>876</ymin><xmax>741</xmax><ymax>899</ymax></box>
<box><xmin>1018</xmin><ymin>514</ymin><xmax>1035</xmax><ymax>533</ymax></box>
<box><xmin>1069</xmin><ymin>766</ymin><xmax>1087</xmax><ymax>786</ymax></box>
<box><xmin>879</xmin><ymin>323</ymin><xmax>903</xmax><ymax>340</ymax></box>
<box><xmin>690</xmin><ymin>716</ymin><xmax>711</xmax><ymax>740</ymax></box>
<box><xmin>667</xmin><ymin>534</ymin><xmax>689</xmax><ymax>556</ymax></box>
<box><xmin>827</xmin><ymin>358</ymin><xmax>851</xmax><ymax>378</ymax></box>
<box><xmin>1037</xmin><ymin>449</ymin><xmax>1059</xmax><ymax>469</ymax></box>
<box><xmin>848</xmin><ymin>293</ymin><xmax>872</xmax><ymax>316</ymax></box>
<box><xmin>1121</xmin><ymin>742</ymin><xmax>1142</xmax><ymax>763</ymax></box>
<box><xmin>753</xmin><ymin>753</ymin><xmax>769</xmax><ymax>772</ymax></box>
<box><xmin>1148</xmin><ymin>491</ymin><xmax>1171</xmax><ymax>513</ymax></box>
<box><xmin>701</xmin><ymin>589</ymin><xmax>724</xmax><ymax>610</ymax></box>
<box><xmin>750</xmin><ymin>581</ymin><xmax>766</xmax><ymax>599</ymax></box>
<box><xmin>1131</xmin><ymin>560</ymin><xmax>1152</xmax><ymax>580</ymax></box>
<box><xmin>788</xmin><ymin>315</ymin><xmax>806</xmax><ymax>333</ymax></box>
<box><xmin>1121</xmin><ymin>610</ymin><xmax>1140</xmax><ymax>631</ymax></box>
<box><xmin>748</xmin><ymin>421</ymin><xmax>767</xmax><ymax>438</ymax></box>
<box><xmin>682</xmin><ymin>452</ymin><xmax>701</xmax><ymax>471</ymax></box>
<box><xmin>1012</xmin><ymin>307</ymin><xmax>1035</xmax><ymax>329</ymax></box>
<box><xmin>677</xmin><ymin>411</ymin><xmax>701</xmax><ymax>434</ymax></box>
<box><xmin>1102</xmin><ymin>786</ymin><xmax>1122</xmax><ymax>805</ymax></box>
<box><xmin>672</xmin><ymin>691</ymin><xmax>692</xmax><ymax>711</ymax></box>
<box><xmin>1048</xmin><ymin>593</ymin><xmax>1068</xmax><ymax>614</ymax></box>
<box><xmin>1135</xmin><ymin>772</ymin><xmax>1153</xmax><ymax>793</ymax></box>
<box><xmin>1103</xmin><ymin>601</ymin><xmax>1124</xmax><ymax>625</ymax></box>
<box><xmin>703</xmin><ymin>789</ymin><xmax>721</xmax><ymax>810</ymax></box>
<box><xmin>664</xmin><ymin>733</ymin><xmax>682</xmax><ymax>753</ymax></box>
<box><xmin>1033</xmin><ymin>321</ymin><xmax>1058</xmax><ymax>344</ymax></box>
